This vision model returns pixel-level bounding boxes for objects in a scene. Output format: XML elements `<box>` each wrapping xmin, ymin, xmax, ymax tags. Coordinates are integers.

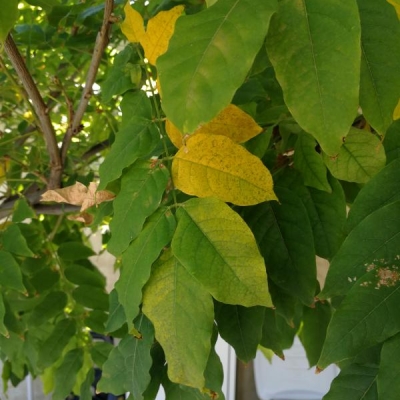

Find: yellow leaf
<box><xmin>387</xmin><ymin>0</ymin><xmax>400</xmax><ymax>18</ymax></box>
<box><xmin>121</xmin><ymin>3</ymin><xmax>184</xmax><ymax>65</ymax></box>
<box><xmin>394</xmin><ymin>98</ymin><xmax>400</xmax><ymax>120</ymax></box>
<box><xmin>41</xmin><ymin>182</ymin><xmax>115</xmax><ymax>212</ymax></box>
<box><xmin>172</xmin><ymin>134</ymin><xmax>277</xmax><ymax>206</ymax></box>
<box><xmin>166</xmin><ymin>104</ymin><xmax>263</xmax><ymax>149</ymax></box>
<box><xmin>120</xmin><ymin>2</ymin><xmax>145</xmax><ymax>43</ymax></box>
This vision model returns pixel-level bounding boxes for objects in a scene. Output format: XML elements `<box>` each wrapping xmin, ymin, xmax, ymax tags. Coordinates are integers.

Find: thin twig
<box><xmin>3</xmin><ymin>35</ymin><xmax>63</xmax><ymax>189</ymax></box>
<box><xmin>60</xmin><ymin>0</ymin><xmax>114</xmax><ymax>165</ymax></box>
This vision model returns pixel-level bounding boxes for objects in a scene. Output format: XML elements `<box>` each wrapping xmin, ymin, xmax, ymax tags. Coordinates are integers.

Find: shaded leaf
<box><xmin>383</xmin><ymin>119</ymin><xmax>400</xmax><ymax>163</ymax></box>
<box><xmin>105</xmin><ymin>289</ymin><xmax>126</xmax><ymax>333</ymax></box>
<box><xmin>323</xmin><ymin>364</ymin><xmax>378</xmax><ymax>400</ymax></box>
<box><xmin>394</xmin><ymin>98</ymin><xmax>400</xmax><ymax>118</ymax></box>
<box><xmin>158</xmin><ymin>0</ymin><xmax>278</xmax><ymax>133</ymax></box>
<box><xmin>116</xmin><ymin>207</ymin><xmax>176</xmax><ymax>330</ymax></box>
<box><xmin>260</xmin><ymin>308</ymin><xmax>284</xmax><ymax>358</ymax></box>
<box><xmin>107</xmin><ymin>161</ymin><xmax>170</xmax><ymax>255</ymax></box>
<box><xmin>172</xmin><ymin>134</ymin><xmax>277</xmax><ymax>206</ymax></box>
<box><xmin>387</xmin><ymin>0</ymin><xmax>400</xmax><ymax>18</ymax></box>
<box><xmin>72</xmin><ymin>285</ymin><xmax>108</xmax><ymax>311</ymax></box>
<box><xmin>58</xmin><ymin>242</ymin><xmax>95</xmax><ymax>261</ymax></box>
<box><xmin>266</xmin><ymin>0</ymin><xmax>361</xmax><ymax>155</ymax></box>
<box><xmin>64</xmin><ymin>264</ymin><xmax>106</xmax><ymax>288</ymax></box>
<box><xmin>318</xmin><ymin>263</ymin><xmax>400</xmax><ymax>368</ymax></box>
<box><xmin>98</xmin><ymin>314</ymin><xmax>154</xmax><ymax>400</ymax></box>
<box><xmin>243</xmin><ymin>187</ymin><xmax>316</xmax><ymax>305</ymax></box>
<box><xmin>29</xmin><ymin>291</ymin><xmax>68</xmax><ymax>327</ymax></box>
<box><xmin>323</xmin><ymin>128</ymin><xmax>386</xmax><ymax>183</ymax></box>
<box><xmin>90</xmin><ymin>341</ymin><xmax>113</xmax><ymax>368</ymax></box>
<box><xmin>0</xmin><ymin>293</ymin><xmax>8</xmax><ymax>337</ymax></box>
<box><xmin>294</xmin><ymin>132</ymin><xmax>331</xmax><ymax>192</ymax></box>
<box><xmin>172</xmin><ymin>197</ymin><xmax>273</xmax><ymax>307</ymax></box>
<box><xmin>358</xmin><ymin>0</ymin><xmax>400</xmax><ymax>135</ymax></box>
<box><xmin>214</xmin><ymin>302</ymin><xmax>264</xmax><ymax>363</ymax></box>
<box><xmin>2</xmin><ymin>224</ymin><xmax>34</xmax><ymax>257</ymax></box>
<box><xmin>0</xmin><ymin>251</ymin><xmax>26</xmax><ymax>293</ymax></box>
<box><xmin>143</xmin><ymin>250</ymin><xmax>214</xmax><ymax>388</ymax></box>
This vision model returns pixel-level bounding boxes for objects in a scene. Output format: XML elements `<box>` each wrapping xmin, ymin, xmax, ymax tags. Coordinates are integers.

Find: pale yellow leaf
<box><xmin>387</xmin><ymin>0</ymin><xmax>400</xmax><ymax>18</ymax></box>
<box><xmin>394</xmin><ymin>98</ymin><xmax>400</xmax><ymax>120</ymax></box>
<box><xmin>172</xmin><ymin>134</ymin><xmax>278</xmax><ymax>206</ymax></box>
<box><xmin>120</xmin><ymin>2</ymin><xmax>145</xmax><ymax>43</ymax></box>
<box><xmin>165</xmin><ymin>119</ymin><xmax>184</xmax><ymax>148</ymax></box>
<box><xmin>143</xmin><ymin>6</ymin><xmax>184</xmax><ymax>65</ymax></box>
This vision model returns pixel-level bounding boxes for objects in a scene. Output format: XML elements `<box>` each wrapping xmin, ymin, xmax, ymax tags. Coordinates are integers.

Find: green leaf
<box><xmin>64</xmin><ymin>264</ymin><xmax>106</xmax><ymax>288</ymax></box>
<box><xmin>383</xmin><ymin>120</ymin><xmax>400</xmax><ymax>163</ymax></box>
<box><xmin>299</xmin><ymin>301</ymin><xmax>332</xmax><ymax>367</ymax></box>
<box><xmin>0</xmin><ymin>250</ymin><xmax>26</xmax><ymax>293</ymax></box>
<box><xmin>323</xmin><ymin>128</ymin><xmax>386</xmax><ymax>184</ymax></box>
<box><xmin>24</xmin><ymin>0</ymin><xmax>60</xmax><ymax>11</ymax></box>
<box><xmin>260</xmin><ymin>308</ymin><xmax>284</xmax><ymax>358</ymax></box>
<box><xmin>57</xmin><ymin>242</ymin><xmax>95</xmax><ymax>261</ymax></box>
<box><xmin>214</xmin><ymin>302</ymin><xmax>264</xmax><ymax>363</ymax></box>
<box><xmin>105</xmin><ymin>289</ymin><xmax>126</xmax><ymax>333</ymax></box>
<box><xmin>90</xmin><ymin>342</ymin><xmax>113</xmax><ymax>368</ymax></box>
<box><xmin>29</xmin><ymin>291</ymin><xmax>68</xmax><ymax>327</ymax></box>
<box><xmin>143</xmin><ymin>343</ymin><xmax>165</xmax><ymax>400</ymax></box>
<box><xmin>53</xmin><ymin>348</ymin><xmax>84</xmax><ymax>400</ymax></box>
<box><xmin>1</xmin><ymin>224</ymin><xmax>34</xmax><ymax>257</ymax></box>
<box><xmin>0</xmin><ymin>0</ymin><xmax>18</xmax><ymax>43</ymax></box>
<box><xmin>107</xmin><ymin>161</ymin><xmax>170</xmax><ymax>255</ymax></box>
<box><xmin>318</xmin><ymin>264</ymin><xmax>400</xmax><ymax>368</ymax></box>
<box><xmin>12</xmin><ymin>198</ymin><xmax>36</xmax><ymax>222</ymax></box>
<box><xmin>320</xmin><ymin>201</ymin><xmax>400</xmax><ymax>299</ymax></box>
<box><xmin>99</xmin><ymin>110</ymin><xmax>159</xmax><ymax>189</ymax></box>
<box><xmin>172</xmin><ymin>197</ymin><xmax>272</xmax><ymax>307</ymax></box>
<box><xmin>79</xmin><ymin>368</ymin><xmax>94</xmax><ymax>400</ymax></box>
<box><xmin>266</xmin><ymin>0</ymin><xmax>361</xmax><ymax>155</ymax></box>
<box><xmin>358</xmin><ymin>0</ymin><xmax>400</xmax><ymax>135</ymax></box>
<box><xmin>115</xmin><ymin>207</ymin><xmax>176</xmax><ymax>329</ymax></box>
<box><xmin>158</xmin><ymin>0</ymin><xmax>278</xmax><ymax>133</ymax></box>
<box><xmin>98</xmin><ymin>314</ymin><xmax>154</xmax><ymax>400</ymax></box>
<box><xmin>0</xmin><ymin>293</ymin><xmax>8</xmax><ymax>337</ymax></box>
<box><xmin>294</xmin><ymin>132</ymin><xmax>331</xmax><ymax>192</ymax></box>
<box><xmin>143</xmin><ymin>250</ymin><xmax>214</xmax><ymax>389</ymax></box>
<box><xmin>377</xmin><ymin>333</ymin><xmax>400</xmax><ymax>399</ymax></box>
<box><xmin>347</xmin><ymin>158</ymin><xmax>400</xmax><ymax>232</ymax></box>
<box><xmin>243</xmin><ymin>187</ymin><xmax>316</xmax><ymax>305</ymax></box>
<box><xmin>323</xmin><ymin>364</ymin><xmax>378</xmax><ymax>400</ymax></box>
<box><xmin>38</xmin><ymin>318</ymin><xmax>76</xmax><ymax>368</ymax></box>
<box><xmin>72</xmin><ymin>285</ymin><xmax>109</xmax><ymax>311</ymax></box>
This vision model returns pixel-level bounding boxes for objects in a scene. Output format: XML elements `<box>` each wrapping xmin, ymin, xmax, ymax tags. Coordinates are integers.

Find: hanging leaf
<box><xmin>0</xmin><ymin>0</ymin><xmax>18</xmax><ymax>43</ymax></box>
<box><xmin>323</xmin><ymin>128</ymin><xmax>386</xmax><ymax>184</ymax></box>
<box><xmin>214</xmin><ymin>302</ymin><xmax>264</xmax><ymax>363</ymax></box>
<box><xmin>166</xmin><ymin>104</ymin><xmax>263</xmax><ymax>148</ymax></box>
<box><xmin>105</xmin><ymin>289</ymin><xmax>126</xmax><ymax>333</ymax></box>
<box><xmin>158</xmin><ymin>0</ymin><xmax>278</xmax><ymax>133</ymax></box>
<box><xmin>58</xmin><ymin>242</ymin><xmax>95</xmax><ymax>261</ymax></box>
<box><xmin>260</xmin><ymin>308</ymin><xmax>284</xmax><ymax>358</ymax></box>
<box><xmin>121</xmin><ymin>3</ymin><xmax>184</xmax><ymax>65</ymax></box>
<box><xmin>0</xmin><ymin>251</ymin><xmax>26</xmax><ymax>293</ymax></box>
<box><xmin>72</xmin><ymin>285</ymin><xmax>109</xmax><ymax>311</ymax></box>
<box><xmin>172</xmin><ymin>134</ymin><xmax>277</xmax><ymax>206</ymax></box>
<box><xmin>172</xmin><ymin>197</ymin><xmax>273</xmax><ymax>307</ymax></box>
<box><xmin>0</xmin><ymin>293</ymin><xmax>8</xmax><ymax>337</ymax></box>
<box><xmin>294</xmin><ymin>132</ymin><xmax>331</xmax><ymax>192</ymax></box>
<box><xmin>358</xmin><ymin>0</ymin><xmax>400</xmax><ymax>134</ymax></box>
<box><xmin>107</xmin><ymin>161</ymin><xmax>170</xmax><ymax>255</ymax></box>
<box><xmin>1</xmin><ymin>224</ymin><xmax>35</xmax><ymax>257</ymax></box>
<box><xmin>98</xmin><ymin>314</ymin><xmax>154</xmax><ymax>400</ymax></box>
<box><xmin>323</xmin><ymin>364</ymin><xmax>378</xmax><ymax>400</ymax></box>
<box><xmin>320</xmin><ymin>201</ymin><xmax>400</xmax><ymax>299</ymax></box>
<box><xmin>266</xmin><ymin>0</ymin><xmax>361</xmax><ymax>155</ymax></box>
<box><xmin>143</xmin><ymin>250</ymin><xmax>214</xmax><ymax>389</ymax></box>
<box><xmin>318</xmin><ymin>262</ymin><xmax>400</xmax><ymax>368</ymax></box>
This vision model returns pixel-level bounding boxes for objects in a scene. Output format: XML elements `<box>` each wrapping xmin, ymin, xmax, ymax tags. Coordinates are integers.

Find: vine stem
<box><xmin>60</xmin><ymin>0</ymin><xmax>115</xmax><ymax>165</ymax></box>
<box><xmin>3</xmin><ymin>35</ymin><xmax>62</xmax><ymax>189</ymax></box>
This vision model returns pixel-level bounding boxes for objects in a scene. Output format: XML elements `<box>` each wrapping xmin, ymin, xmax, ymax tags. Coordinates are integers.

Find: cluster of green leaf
<box><xmin>1</xmin><ymin>0</ymin><xmax>400</xmax><ymax>399</ymax></box>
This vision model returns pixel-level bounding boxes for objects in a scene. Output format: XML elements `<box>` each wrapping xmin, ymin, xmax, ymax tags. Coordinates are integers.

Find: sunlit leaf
<box><xmin>172</xmin><ymin>197</ymin><xmax>273</xmax><ymax>307</ymax></box>
<box><xmin>143</xmin><ymin>250</ymin><xmax>214</xmax><ymax>388</ymax></box>
<box><xmin>158</xmin><ymin>0</ymin><xmax>278</xmax><ymax>133</ymax></box>
<box><xmin>0</xmin><ymin>0</ymin><xmax>18</xmax><ymax>43</ymax></box>
<box><xmin>120</xmin><ymin>2</ymin><xmax>145</xmax><ymax>43</ymax></box>
<box><xmin>323</xmin><ymin>128</ymin><xmax>386</xmax><ymax>184</ymax></box>
<box><xmin>172</xmin><ymin>134</ymin><xmax>277</xmax><ymax>206</ymax></box>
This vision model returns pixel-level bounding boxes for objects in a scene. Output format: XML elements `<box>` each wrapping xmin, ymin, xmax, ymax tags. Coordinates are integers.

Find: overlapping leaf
<box><xmin>2</xmin><ymin>224</ymin><xmax>34</xmax><ymax>257</ymax></box>
<box><xmin>323</xmin><ymin>128</ymin><xmax>386</xmax><ymax>183</ymax></box>
<box><xmin>143</xmin><ymin>250</ymin><xmax>214</xmax><ymax>389</ymax></box>
<box><xmin>172</xmin><ymin>134</ymin><xmax>277</xmax><ymax>206</ymax></box>
<box><xmin>387</xmin><ymin>0</ymin><xmax>400</xmax><ymax>18</ymax></box>
<box><xmin>0</xmin><ymin>293</ymin><xmax>7</xmax><ymax>337</ymax></box>
<box><xmin>0</xmin><ymin>251</ymin><xmax>26</xmax><ymax>293</ymax></box>
<box><xmin>358</xmin><ymin>0</ymin><xmax>400</xmax><ymax>134</ymax></box>
<box><xmin>107</xmin><ymin>161</ymin><xmax>170</xmax><ymax>255</ymax></box>
<box><xmin>0</xmin><ymin>0</ymin><xmax>18</xmax><ymax>43</ymax></box>
<box><xmin>115</xmin><ymin>208</ymin><xmax>176</xmax><ymax>330</ymax></box>
<box><xmin>121</xmin><ymin>2</ymin><xmax>184</xmax><ymax>65</ymax></box>
<box><xmin>383</xmin><ymin>119</ymin><xmax>400</xmax><ymax>163</ymax></box>
<box><xmin>158</xmin><ymin>0</ymin><xmax>278</xmax><ymax>133</ymax></box>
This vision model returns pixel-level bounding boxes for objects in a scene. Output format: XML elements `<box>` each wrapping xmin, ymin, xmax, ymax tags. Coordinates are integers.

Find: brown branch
<box><xmin>60</xmin><ymin>0</ymin><xmax>114</xmax><ymax>165</ymax></box>
<box><xmin>3</xmin><ymin>35</ymin><xmax>63</xmax><ymax>190</ymax></box>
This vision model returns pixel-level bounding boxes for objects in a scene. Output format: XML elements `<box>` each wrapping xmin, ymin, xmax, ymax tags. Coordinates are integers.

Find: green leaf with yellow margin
<box><xmin>387</xmin><ymin>0</ymin><xmax>400</xmax><ymax>18</ymax></box>
<box><xmin>143</xmin><ymin>249</ymin><xmax>214</xmax><ymax>389</ymax></box>
<box><xmin>0</xmin><ymin>0</ymin><xmax>18</xmax><ymax>44</ymax></box>
<box><xmin>172</xmin><ymin>134</ymin><xmax>277</xmax><ymax>206</ymax></box>
<box><xmin>172</xmin><ymin>197</ymin><xmax>273</xmax><ymax>307</ymax></box>
<box><xmin>394</xmin><ymin>99</ymin><xmax>400</xmax><ymax>120</ymax></box>
<box><xmin>121</xmin><ymin>2</ymin><xmax>184</xmax><ymax>65</ymax></box>
<box><xmin>166</xmin><ymin>104</ymin><xmax>263</xmax><ymax>148</ymax></box>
